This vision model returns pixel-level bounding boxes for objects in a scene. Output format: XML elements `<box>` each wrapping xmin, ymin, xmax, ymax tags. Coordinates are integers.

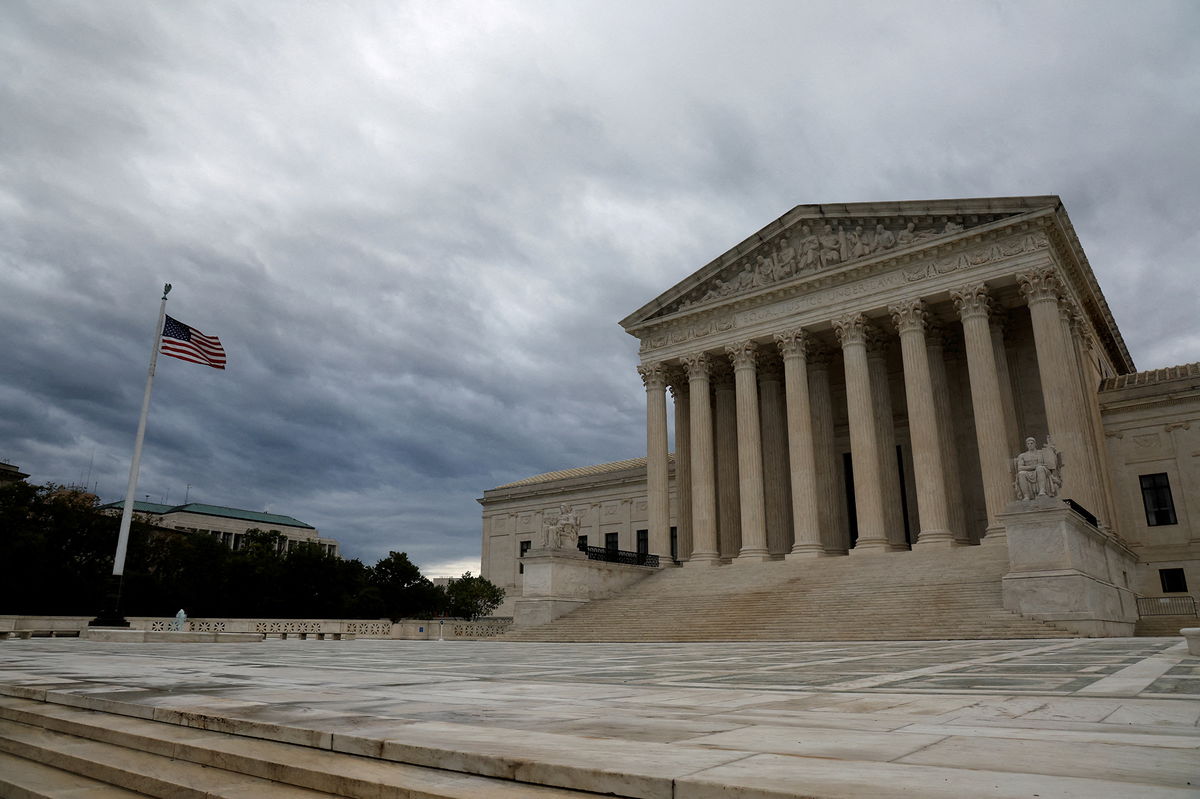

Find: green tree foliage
<box><xmin>0</xmin><ymin>481</ymin><xmax>477</xmax><ymax>621</ymax></box>
<box><xmin>370</xmin><ymin>551</ymin><xmax>445</xmax><ymax>621</ymax></box>
<box><xmin>445</xmin><ymin>572</ymin><xmax>505</xmax><ymax>620</ymax></box>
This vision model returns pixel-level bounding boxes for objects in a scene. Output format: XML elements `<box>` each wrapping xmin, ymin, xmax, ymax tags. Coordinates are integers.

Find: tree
<box><xmin>370</xmin><ymin>551</ymin><xmax>443</xmax><ymax>620</ymax></box>
<box><xmin>445</xmin><ymin>572</ymin><xmax>505</xmax><ymax>620</ymax></box>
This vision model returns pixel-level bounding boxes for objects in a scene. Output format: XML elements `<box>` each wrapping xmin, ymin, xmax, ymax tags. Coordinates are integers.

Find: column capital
<box><xmin>667</xmin><ymin>368</ymin><xmax>690</xmax><ymax>399</ymax></box>
<box><xmin>832</xmin><ymin>312</ymin><xmax>871</xmax><ymax>347</ymax></box>
<box><xmin>889</xmin><ymin>297</ymin><xmax>929</xmax><ymax>335</ymax></box>
<box><xmin>865</xmin><ymin>327</ymin><xmax>891</xmax><ymax>359</ymax></box>
<box><xmin>774</xmin><ymin>328</ymin><xmax>810</xmax><ymax>359</ymax></box>
<box><xmin>681</xmin><ymin>352</ymin><xmax>711</xmax><ymax>380</ymax></box>
<box><xmin>726</xmin><ymin>340</ymin><xmax>758</xmax><ymax>370</ymax></box>
<box><xmin>637</xmin><ymin>361</ymin><xmax>669</xmax><ymax>390</ymax></box>
<box><xmin>1017</xmin><ymin>267</ymin><xmax>1064</xmax><ymax>306</ymax></box>
<box><xmin>757</xmin><ymin>353</ymin><xmax>784</xmax><ymax>382</ymax></box>
<box><xmin>951</xmin><ymin>282</ymin><xmax>993</xmax><ymax>321</ymax></box>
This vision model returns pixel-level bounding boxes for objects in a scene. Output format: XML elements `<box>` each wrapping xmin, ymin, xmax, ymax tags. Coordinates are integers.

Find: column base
<box><xmin>913</xmin><ymin>529</ymin><xmax>956</xmax><ymax>548</ymax></box>
<box><xmin>683</xmin><ymin>554</ymin><xmax>722</xmax><ymax>568</ymax></box>
<box><xmin>980</xmin><ymin>524</ymin><xmax>1008</xmax><ymax>546</ymax></box>
<box><xmin>733</xmin><ymin>550</ymin><xmax>772</xmax><ymax>564</ymax></box>
<box><xmin>786</xmin><ymin>544</ymin><xmax>828</xmax><ymax>559</ymax></box>
<box><xmin>851</xmin><ymin>540</ymin><xmax>906</xmax><ymax>554</ymax></box>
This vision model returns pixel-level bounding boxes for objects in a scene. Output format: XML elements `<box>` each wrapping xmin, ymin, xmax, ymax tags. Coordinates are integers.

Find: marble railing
<box><xmin>0</xmin><ymin>615</ymin><xmax>512</xmax><ymax>640</ymax></box>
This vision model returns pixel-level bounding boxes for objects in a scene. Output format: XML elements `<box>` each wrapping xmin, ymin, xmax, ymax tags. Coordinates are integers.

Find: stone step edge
<box><xmin>0</xmin><ymin>747</ymin><xmax>153</xmax><ymax>798</ymax></box>
<box><xmin>0</xmin><ymin>717</ymin><xmax>337</xmax><ymax>799</ymax></box>
<box><xmin>0</xmin><ymin>704</ymin><xmax>606</xmax><ymax>799</ymax></box>
<box><xmin>0</xmin><ymin>687</ymin><xmax>749</xmax><ymax>799</ymax></box>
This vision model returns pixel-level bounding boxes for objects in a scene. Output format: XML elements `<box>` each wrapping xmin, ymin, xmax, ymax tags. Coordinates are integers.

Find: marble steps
<box><xmin>0</xmin><ymin>700</ymin><xmax>616</xmax><ymax>799</ymax></box>
<box><xmin>0</xmin><ymin>749</ymin><xmax>151</xmax><ymax>798</ymax></box>
<box><xmin>504</xmin><ymin>545</ymin><xmax>1078</xmax><ymax>641</ymax></box>
<box><xmin>1134</xmin><ymin>615</ymin><xmax>1197</xmax><ymax>636</ymax></box>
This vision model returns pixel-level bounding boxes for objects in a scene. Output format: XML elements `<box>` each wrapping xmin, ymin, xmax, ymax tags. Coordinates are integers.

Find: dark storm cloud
<box><xmin>2</xmin><ymin>0</ymin><xmax>1197</xmax><ymax>573</ymax></box>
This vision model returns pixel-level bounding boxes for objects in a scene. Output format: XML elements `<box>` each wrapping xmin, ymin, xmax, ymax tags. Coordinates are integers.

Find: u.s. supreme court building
<box><xmin>479</xmin><ymin>196</ymin><xmax>1199</xmax><ymax>635</ymax></box>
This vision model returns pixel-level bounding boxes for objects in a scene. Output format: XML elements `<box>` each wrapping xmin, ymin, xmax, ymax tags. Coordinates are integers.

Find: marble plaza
<box><xmin>0</xmin><ymin>637</ymin><xmax>1198</xmax><ymax>797</ymax></box>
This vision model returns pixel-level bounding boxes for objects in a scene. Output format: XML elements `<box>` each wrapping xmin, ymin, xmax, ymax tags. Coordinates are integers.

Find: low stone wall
<box><xmin>0</xmin><ymin>615</ymin><xmax>512</xmax><ymax>640</ymax></box>
<box><xmin>999</xmin><ymin>499</ymin><xmax>1138</xmax><ymax>636</ymax></box>
<box><xmin>513</xmin><ymin>547</ymin><xmax>660</xmax><ymax>627</ymax></box>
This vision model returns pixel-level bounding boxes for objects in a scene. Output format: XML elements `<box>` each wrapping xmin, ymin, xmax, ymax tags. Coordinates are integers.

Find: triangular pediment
<box><xmin>620</xmin><ymin>196</ymin><xmax>1061</xmax><ymax>330</ymax></box>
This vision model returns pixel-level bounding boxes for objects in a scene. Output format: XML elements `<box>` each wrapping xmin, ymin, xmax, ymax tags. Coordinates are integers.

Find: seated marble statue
<box><xmin>1013</xmin><ymin>436</ymin><xmax>1063</xmax><ymax>500</ymax></box>
<box><xmin>542</xmin><ymin>503</ymin><xmax>582</xmax><ymax>549</ymax></box>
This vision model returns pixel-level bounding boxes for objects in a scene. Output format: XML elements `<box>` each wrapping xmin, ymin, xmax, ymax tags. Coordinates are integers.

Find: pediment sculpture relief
<box><xmin>669</xmin><ymin>217</ymin><xmax>983</xmax><ymax>315</ymax></box>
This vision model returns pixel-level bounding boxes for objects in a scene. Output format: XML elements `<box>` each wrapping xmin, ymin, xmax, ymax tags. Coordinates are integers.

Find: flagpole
<box><xmin>91</xmin><ymin>283</ymin><xmax>171</xmax><ymax>627</ymax></box>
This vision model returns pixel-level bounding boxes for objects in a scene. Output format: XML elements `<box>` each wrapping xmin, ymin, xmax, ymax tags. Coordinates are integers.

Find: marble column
<box><xmin>989</xmin><ymin>311</ymin><xmax>1021</xmax><ymax>454</ymax></box>
<box><xmin>712</xmin><ymin>362</ymin><xmax>741</xmax><ymax>559</ymax></box>
<box><xmin>866</xmin><ymin>331</ymin><xmax>908</xmax><ymax>550</ymax></box>
<box><xmin>775</xmin><ymin>329</ymin><xmax>824</xmax><ymax>557</ymax></box>
<box><xmin>681</xmin><ymin>353</ymin><xmax>719</xmax><ymax>566</ymax></box>
<box><xmin>1068</xmin><ymin>314</ymin><xmax>1118</xmax><ymax>528</ymax></box>
<box><xmin>926</xmin><ymin>323</ymin><xmax>970</xmax><ymax>544</ymax></box>
<box><xmin>638</xmin><ymin>362</ymin><xmax>671</xmax><ymax>558</ymax></box>
<box><xmin>833</xmin><ymin>312</ymin><xmax>891</xmax><ymax>551</ymax></box>
<box><xmin>757</xmin><ymin>354</ymin><xmax>793</xmax><ymax>556</ymax></box>
<box><xmin>727</xmin><ymin>341</ymin><xmax>770</xmax><ymax>562</ymax></box>
<box><xmin>889</xmin><ymin>299</ymin><xmax>955</xmax><ymax>546</ymax></box>
<box><xmin>1017</xmin><ymin>269</ymin><xmax>1103</xmax><ymax>520</ymax></box>
<box><xmin>951</xmin><ymin>282</ymin><xmax>1011</xmax><ymax>533</ymax></box>
<box><xmin>670</xmin><ymin>375</ymin><xmax>692</xmax><ymax>561</ymax></box>
<box><xmin>808</xmin><ymin>346</ymin><xmax>846</xmax><ymax>554</ymax></box>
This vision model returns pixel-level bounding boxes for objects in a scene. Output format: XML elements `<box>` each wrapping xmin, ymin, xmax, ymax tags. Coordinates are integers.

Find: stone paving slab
<box><xmin>0</xmin><ymin>636</ymin><xmax>1196</xmax><ymax>797</ymax></box>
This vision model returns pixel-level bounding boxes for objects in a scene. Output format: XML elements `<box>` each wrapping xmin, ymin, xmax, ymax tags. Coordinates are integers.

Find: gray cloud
<box><xmin>2</xmin><ymin>0</ymin><xmax>1197</xmax><ymax>572</ymax></box>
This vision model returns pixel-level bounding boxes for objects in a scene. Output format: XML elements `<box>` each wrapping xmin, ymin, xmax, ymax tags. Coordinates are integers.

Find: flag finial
<box><xmin>162</xmin><ymin>283</ymin><xmax>172</xmax><ymax>299</ymax></box>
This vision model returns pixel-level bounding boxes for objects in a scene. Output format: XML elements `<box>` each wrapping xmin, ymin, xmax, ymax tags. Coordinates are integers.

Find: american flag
<box><xmin>160</xmin><ymin>315</ymin><xmax>226</xmax><ymax>370</ymax></box>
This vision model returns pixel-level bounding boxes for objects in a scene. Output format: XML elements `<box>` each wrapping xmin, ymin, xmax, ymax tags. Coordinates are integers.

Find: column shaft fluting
<box><xmin>728</xmin><ymin>341</ymin><xmax>769</xmax><ymax>561</ymax></box>
<box><xmin>808</xmin><ymin>351</ymin><xmax>845</xmax><ymax>553</ymax></box>
<box><xmin>639</xmin><ymin>363</ymin><xmax>671</xmax><ymax>557</ymax></box>
<box><xmin>952</xmin><ymin>283</ymin><xmax>1012</xmax><ymax>532</ymax></box>
<box><xmin>890</xmin><ymin>299</ymin><xmax>954</xmax><ymax>546</ymax></box>
<box><xmin>757</xmin><ymin>361</ymin><xmax>792</xmax><ymax>555</ymax></box>
<box><xmin>713</xmin><ymin>366</ymin><xmax>741</xmax><ymax>558</ymax></box>
<box><xmin>682</xmin><ymin>354</ymin><xmax>719</xmax><ymax>565</ymax></box>
<box><xmin>1019</xmin><ymin>268</ymin><xmax>1103</xmax><ymax>518</ymax></box>
<box><xmin>833</xmin><ymin>313</ymin><xmax>890</xmax><ymax>550</ymax></box>
<box><xmin>671</xmin><ymin>379</ymin><xmax>692</xmax><ymax>561</ymax></box>
<box><xmin>776</xmin><ymin>330</ymin><xmax>824</xmax><ymax>556</ymax></box>
<box><xmin>927</xmin><ymin>328</ymin><xmax>970</xmax><ymax>543</ymax></box>
<box><xmin>866</xmin><ymin>338</ymin><xmax>908</xmax><ymax>549</ymax></box>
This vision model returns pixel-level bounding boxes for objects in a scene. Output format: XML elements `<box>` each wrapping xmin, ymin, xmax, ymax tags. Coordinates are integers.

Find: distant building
<box><xmin>0</xmin><ymin>462</ymin><xmax>29</xmax><ymax>484</ymax></box>
<box><xmin>99</xmin><ymin>501</ymin><xmax>339</xmax><ymax>556</ymax></box>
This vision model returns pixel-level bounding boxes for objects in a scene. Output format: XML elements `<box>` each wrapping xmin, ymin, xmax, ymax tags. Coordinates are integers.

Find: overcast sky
<box><xmin>2</xmin><ymin>1</ymin><xmax>1197</xmax><ymax>576</ymax></box>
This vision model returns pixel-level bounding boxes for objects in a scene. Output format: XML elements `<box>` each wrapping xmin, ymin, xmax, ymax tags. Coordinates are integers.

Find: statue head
<box><xmin>1025</xmin><ymin>436</ymin><xmax>1037</xmax><ymax>451</ymax></box>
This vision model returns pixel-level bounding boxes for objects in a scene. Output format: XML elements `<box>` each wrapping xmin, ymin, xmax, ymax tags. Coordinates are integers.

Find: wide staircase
<box><xmin>0</xmin><ymin>696</ymin><xmax>601</xmax><ymax>799</ymax></box>
<box><xmin>504</xmin><ymin>541</ymin><xmax>1078</xmax><ymax>642</ymax></box>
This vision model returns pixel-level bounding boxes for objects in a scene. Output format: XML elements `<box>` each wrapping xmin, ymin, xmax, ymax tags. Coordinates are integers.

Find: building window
<box><xmin>1139</xmin><ymin>473</ymin><xmax>1177</xmax><ymax>526</ymax></box>
<box><xmin>1160</xmin><ymin>568</ymin><xmax>1188</xmax><ymax>594</ymax></box>
<box><xmin>519</xmin><ymin>539</ymin><xmax>530</xmax><ymax>574</ymax></box>
<box><xmin>636</xmin><ymin>529</ymin><xmax>648</xmax><ymax>555</ymax></box>
<box><xmin>576</xmin><ymin>535</ymin><xmax>587</xmax><ymax>550</ymax></box>
<box><xmin>605</xmin><ymin>532</ymin><xmax>619</xmax><ymax>552</ymax></box>
<box><xmin>670</xmin><ymin>526</ymin><xmax>678</xmax><ymax>561</ymax></box>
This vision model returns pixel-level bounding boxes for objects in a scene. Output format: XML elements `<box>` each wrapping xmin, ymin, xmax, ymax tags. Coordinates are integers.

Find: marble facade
<box><xmin>481</xmin><ymin>197</ymin><xmax>1200</xmax><ymax>625</ymax></box>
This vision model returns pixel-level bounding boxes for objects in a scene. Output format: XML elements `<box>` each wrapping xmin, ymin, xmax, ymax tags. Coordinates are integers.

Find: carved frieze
<box><xmin>668</xmin><ymin>216</ymin><xmax>980</xmax><ymax>315</ymax></box>
<box><xmin>637</xmin><ymin>229</ymin><xmax>1049</xmax><ymax>355</ymax></box>
<box><xmin>902</xmin><ymin>232</ymin><xmax>1048</xmax><ymax>283</ymax></box>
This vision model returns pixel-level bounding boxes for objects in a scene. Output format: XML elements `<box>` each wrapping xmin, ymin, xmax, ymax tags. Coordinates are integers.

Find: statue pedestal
<box><xmin>999</xmin><ymin>498</ymin><xmax>1137</xmax><ymax>637</ymax></box>
<box><xmin>512</xmin><ymin>547</ymin><xmax>658</xmax><ymax>628</ymax></box>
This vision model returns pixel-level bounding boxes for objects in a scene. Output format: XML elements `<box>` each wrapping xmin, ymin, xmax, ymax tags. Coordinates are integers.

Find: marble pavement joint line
<box><xmin>820</xmin><ymin>638</ymin><xmax>1093</xmax><ymax>691</ymax></box>
<box><xmin>1078</xmin><ymin>642</ymin><xmax>1189</xmax><ymax>697</ymax></box>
